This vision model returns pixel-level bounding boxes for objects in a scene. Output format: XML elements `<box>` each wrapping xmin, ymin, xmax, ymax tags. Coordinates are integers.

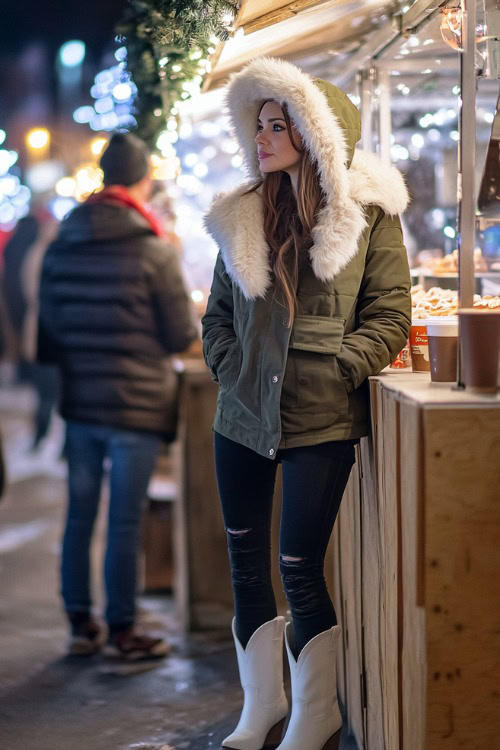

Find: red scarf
<box><xmin>87</xmin><ymin>185</ymin><xmax>164</xmax><ymax>237</ymax></box>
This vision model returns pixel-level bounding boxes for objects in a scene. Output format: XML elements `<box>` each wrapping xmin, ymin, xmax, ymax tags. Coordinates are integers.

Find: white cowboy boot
<box><xmin>222</xmin><ymin>616</ymin><xmax>289</xmax><ymax>750</ymax></box>
<box><xmin>276</xmin><ymin>623</ymin><xmax>343</xmax><ymax>750</ymax></box>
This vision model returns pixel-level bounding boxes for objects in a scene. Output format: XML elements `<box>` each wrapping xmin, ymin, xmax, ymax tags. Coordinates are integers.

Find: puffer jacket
<box><xmin>38</xmin><ymin>201</ymin><xmax>197</xmax><ymax>437</ymax></box>
<box><xmin>202</xmin><ymin>57</ymin><xmax>411</xmax><ymax>459</ymax></box>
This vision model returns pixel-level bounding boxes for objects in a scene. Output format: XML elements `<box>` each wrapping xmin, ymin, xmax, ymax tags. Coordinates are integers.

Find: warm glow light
<box><xmin>150</xmin><ymin>153</ymin><xmax>181</xmax><ymax>181</ymax></box>
<box><xmin>26</xmin><ymin>128</ymin><xmax>50</xmax><ymax>150</ymax></box>
<box><xmin>74</xmin><ymin>164</ymin><xmax>104</xmax><ymax>201</ymax></box>
<box><xmin>90</xmin><ymin>137</ymin><xmax>107</xmax><ymax>156</ymax></box>
<box><xmin>55</xmin><ymin>177</ymin><xmax>77</xmax><ymax>198</ymax></box>
<box><xmin>191</xmin><ymin>290</ymin><xmax>204</xmax><ymax>304</ymax></box>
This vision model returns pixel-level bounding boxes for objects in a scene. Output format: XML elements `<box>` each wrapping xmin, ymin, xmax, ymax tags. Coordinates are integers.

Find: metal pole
<box><xmin>377</xmin><ymin>68</ymin><xmax>392</xmax><ymax>164</ymax></box>
<box><xmin>360</xmin><ymin>68</ymin><xmax>375</xmax><ymax>152</ymax></box>
<box><xmin>457</xmin><ymin>0</ymin><xmax>477</xmax><ymax>386</ymax></box>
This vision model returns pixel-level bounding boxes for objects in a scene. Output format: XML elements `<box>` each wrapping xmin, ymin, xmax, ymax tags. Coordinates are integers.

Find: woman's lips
<box><xmin>258</xmin><ymin>152</ymin><xmax>272</xmax><ymax>160</ymax></box>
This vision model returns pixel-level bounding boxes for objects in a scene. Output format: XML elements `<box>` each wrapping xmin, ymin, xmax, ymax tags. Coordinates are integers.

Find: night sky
<box><xmin>0</xmin><ymin>0</ymin><xmax>128</xmax><ymax>60</ymax></box>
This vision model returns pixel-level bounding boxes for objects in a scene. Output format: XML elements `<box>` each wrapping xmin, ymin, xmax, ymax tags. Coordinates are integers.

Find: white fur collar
<box><xmin>205</xmin><ymin>57</ymin><xmax>409</xmax><ymax>300</ymax></box>
<box><xmin>205</xmin><ymin>150</ymin><xmax>409</xmax><ymax>300</ymax></box>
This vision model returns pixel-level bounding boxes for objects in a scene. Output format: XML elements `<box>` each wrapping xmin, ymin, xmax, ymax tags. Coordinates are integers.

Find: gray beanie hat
<box><xmin>100</xmin><ymin>132</ymin><xmax>150</xmax><ymax>186</ymax></box>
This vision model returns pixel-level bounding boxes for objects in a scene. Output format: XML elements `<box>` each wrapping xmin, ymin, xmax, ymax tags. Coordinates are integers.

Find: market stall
<box><xmin>128</xmin><ymin>0</ymin><xmax>500</xmax><ymax>746</ymax></box>
<box><xmin>334</xmin><ymin>372</ymin><xmax>500</xmax><ymax>749</ymax></box>
<box><xmin>187</xmin><ymin>1</ymin><xmax>500</xmax><ymax>748</ymax></box>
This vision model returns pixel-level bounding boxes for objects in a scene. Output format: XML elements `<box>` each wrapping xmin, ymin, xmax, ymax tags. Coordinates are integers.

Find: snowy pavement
<box><xmin>0</xmin><ymin>385</ymin><xmax>358</xmax><ymax>750</ymax></box>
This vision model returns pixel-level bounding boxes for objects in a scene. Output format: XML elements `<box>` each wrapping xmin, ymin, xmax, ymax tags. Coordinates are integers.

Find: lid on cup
<box><xmin>458</xmin><ymin>308</ymin><xmax>500</xmax><ymax>315</ymax></box>
<box><xmin>426</xmin><ymin>318</ymin><xmax>459</xmax><ymax>336</ymax></box>
<box><xmin>411</xmin><ymin>316</ymin><xmax>457</xmax><ymax>327</ymax></box>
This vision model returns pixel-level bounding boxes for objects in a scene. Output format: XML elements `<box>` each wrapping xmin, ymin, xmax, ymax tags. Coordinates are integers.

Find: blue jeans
<box><xmin>62</xmin><ymin>421</ymin><xmax>161</xmax><ymax>629</ymax></box>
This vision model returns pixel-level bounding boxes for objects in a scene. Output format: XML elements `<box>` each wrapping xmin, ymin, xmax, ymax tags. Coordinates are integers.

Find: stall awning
<box><xmin>203</xmin><ymin>0</ymin><xmax>406</xmax><ymax>91</ymax></box>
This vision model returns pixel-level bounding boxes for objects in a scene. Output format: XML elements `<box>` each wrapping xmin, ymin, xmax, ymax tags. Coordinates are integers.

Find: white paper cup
<box><xmin>426</xmin><ymin>318</ymin><xmax>458</xmax><ymax>382</ymax></box>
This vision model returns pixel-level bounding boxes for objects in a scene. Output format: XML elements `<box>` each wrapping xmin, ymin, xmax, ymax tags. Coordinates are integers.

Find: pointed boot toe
<box><xmin>222</xmin><ymin>716</ymin><xmax>286</xmax><ymax>749</ymax></box>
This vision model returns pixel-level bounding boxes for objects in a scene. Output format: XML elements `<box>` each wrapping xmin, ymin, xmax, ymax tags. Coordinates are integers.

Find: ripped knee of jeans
<box><xmin>280</xmin><ymin>554</ymin><xmax>304</xmax><ymax>564</ymax></box>
<box><xmin>226</xmin><ymin>527</ymin><xmax>252</xmax><ymax>538</ymax></box>
<box><xmin>226</xmin><ymin>528</ymin><xmax>270</xmax><ymax>589</ymax></box>
<box><xmin>279</xmin><ymin>553</ymin><xmax>307</xmax><ymax>589</ymax></box>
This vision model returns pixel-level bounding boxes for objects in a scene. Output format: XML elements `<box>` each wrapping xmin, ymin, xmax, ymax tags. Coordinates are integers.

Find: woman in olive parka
<box><xmin>202</xmin><ymin>57</ymin><xmax>411</xmax><ymax>750</ymax></box>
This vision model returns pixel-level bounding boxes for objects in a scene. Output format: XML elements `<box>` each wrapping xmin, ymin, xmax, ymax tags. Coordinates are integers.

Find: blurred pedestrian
<box><xmin>0</xmin><ymin>431</ymin><xmax>5</xmax><ymax>500</ymax></box>
<box><xmin>0</xmin><ymin>322</ymin><xmax>5</xmax><ymax>500</ymax></box>
<box><xmin>2</xmin><ymin>214</ymin><xmax>59</xmax><ymax>449</ymax></box>
<box><xmin>38</xmin><ymin>133</ymin><xmax>198</xmax><ymax>660</ymax></box>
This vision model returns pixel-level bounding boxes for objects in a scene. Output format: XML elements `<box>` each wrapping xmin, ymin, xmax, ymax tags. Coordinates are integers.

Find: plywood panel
<box><xmin>240</xmin><ymin>0</ymin><xmax>333</xmax><ymax>33</ymax></box>
<box><xmin>362</xmin><ymin>385</ymin><xmax>387</xmax><ymax>750</ymax></box>
<box><xmin>238</xmin><ymin>0</ymin><xmax>294</xmax><ymax>27</ymax></box>
<box><xmin>358</xmin><ymin>435</ymin><xmax>384</xmax><ymax>750</ymax></box>
<box><xmin>337</xmin><ymin>466</ymin><xmax>363</xmax><ymax>743</ymax></box>
<box><xmin>379</xmin><ymin>390</ymin><xmax>400</xmax><ymax>750</ymax></box>
<box><xmin>400</xmin><ymin>400</ymin><xmax>426</xmax><ymax>750</ymax></box>
<box><xmin>423</xmin><ymin>407</ymin><xmax>500</xmax><ymax>749</ymax></box>
<box><xmin>336</xmin><ymin>373</ymin><xmax>500</xmax><ymax>749</ymax></box>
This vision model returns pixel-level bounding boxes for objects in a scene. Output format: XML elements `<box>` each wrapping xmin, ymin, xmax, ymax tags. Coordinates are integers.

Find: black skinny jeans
<box><xmin>214</xmin><ymin>432</ymin><xmax>356</xmax><ymax>655</ymax></box>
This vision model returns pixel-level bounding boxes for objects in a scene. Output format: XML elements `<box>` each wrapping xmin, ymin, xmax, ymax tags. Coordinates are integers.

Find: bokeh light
<box><xmin>59</xmin><ymin>40</ymin><xmax>86</xmax><ymax>67</ymax></box>
<box><xmin>26</xmin><ymin>128</ymin><xmax>50</xmax><ymax>150</ymax></box>
<box><xmin>90</xmin><ymin>138</ymin><xmax>107</xmax><ymax>156</ymax></box>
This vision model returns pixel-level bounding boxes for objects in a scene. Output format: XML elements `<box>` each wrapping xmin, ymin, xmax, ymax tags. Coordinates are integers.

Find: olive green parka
<box><xmin>202</xmin><ymin>57</ymin><xmax>411</xmax><ymax>459</ymax></box>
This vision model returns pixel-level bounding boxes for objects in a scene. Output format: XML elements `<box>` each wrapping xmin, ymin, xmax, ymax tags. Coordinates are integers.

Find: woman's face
<box><xmin>255</xmin><ymin>100</ymin><xmax>302</xmax><ymax>174</ymax></box>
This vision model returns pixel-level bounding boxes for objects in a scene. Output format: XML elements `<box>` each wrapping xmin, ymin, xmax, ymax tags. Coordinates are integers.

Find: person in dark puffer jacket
<box><xmin>38</xmin><ymin>133</ymin><xmax>198</xmax><ymax>660</ymax></box>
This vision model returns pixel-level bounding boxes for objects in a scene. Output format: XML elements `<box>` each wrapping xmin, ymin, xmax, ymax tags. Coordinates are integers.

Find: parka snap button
<box><xmin>272</xmin><ymin>375</ymin><xmax>279</xmax><ymax>383</ymax></box>
<box><xmin>269</xmin><ymin>448</ymin><xmax>275</xmax><ymax>456</ymax></box>
<box><xmin>282</xmin><ymin>318</ymin><xmax>288</xmax><ymax>326</ymax></box>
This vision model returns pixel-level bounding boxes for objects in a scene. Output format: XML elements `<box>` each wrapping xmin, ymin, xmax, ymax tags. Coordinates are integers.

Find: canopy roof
<box><xmin>204</xmin><ymin>0</ymin><xmax>414</xmax><ymax>90</ymax></box>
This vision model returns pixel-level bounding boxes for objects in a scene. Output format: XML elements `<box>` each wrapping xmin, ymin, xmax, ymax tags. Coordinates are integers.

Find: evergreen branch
<box><xmin>116</xmin><ymin>0</ymin><xmax>240</xmax><ymax>147</ymax></box>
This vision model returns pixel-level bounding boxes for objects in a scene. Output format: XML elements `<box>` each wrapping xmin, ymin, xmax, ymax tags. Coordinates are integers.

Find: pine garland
<box><xmin>116</xmin><ymin>0</ymin><xmax>240</xmax><ymax>147</ymax></box>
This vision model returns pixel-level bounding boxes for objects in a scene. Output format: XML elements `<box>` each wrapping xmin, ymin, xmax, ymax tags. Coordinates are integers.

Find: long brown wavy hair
<box><xmin>249</xmin><ymin>101</ymin><xmax>326</xmax><ymax>327</ymax></box>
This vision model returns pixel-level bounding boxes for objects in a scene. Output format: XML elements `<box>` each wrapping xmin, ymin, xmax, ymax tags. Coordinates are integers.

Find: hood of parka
<box><xmin>206</xmin><ymin>57</ymin><xmax>409</xmax><ymax>300</ymax></box>
<box><xmin>226</xmin><ymin>58</ymin><xmax>361</xmax><ymax>174</ymax></box>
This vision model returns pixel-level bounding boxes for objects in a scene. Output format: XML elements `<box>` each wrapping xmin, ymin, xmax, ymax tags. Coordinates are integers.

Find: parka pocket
<box><xmin>289</xmin><ymin>315</ymin><xmax>344</xmax><ymax>354</ymax></box>
<box><xmin>216</xmin><ymin>340</ymin><xmax>241</xmax><ymax>391</ymax></box>
<box><xmin>282</xmin><ymin>315</ymin><xmax>349</xmax><ymax>417</ymax></box>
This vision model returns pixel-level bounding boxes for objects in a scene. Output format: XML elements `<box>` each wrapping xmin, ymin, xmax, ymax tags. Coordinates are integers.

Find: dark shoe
<box><xmin>68</xmin><ymin>617</ymin><xmax>106</xmax><ymax>656</ymax></box>
<box><xmin>103</xmin><ymin>627</ymin><xmax>170</xmax><ymax>661</ymax></box>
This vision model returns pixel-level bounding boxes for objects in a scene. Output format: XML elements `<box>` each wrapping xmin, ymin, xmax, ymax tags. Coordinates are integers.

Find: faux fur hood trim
<box><xmin>204</xmin><ymin>184</ymin><xmax>271</xmax><ymax>300</ymax></box>
<box><xmin>205</xmin><ymin>57</ymin><xmax>409</xmax><ymax>300</ymax></box>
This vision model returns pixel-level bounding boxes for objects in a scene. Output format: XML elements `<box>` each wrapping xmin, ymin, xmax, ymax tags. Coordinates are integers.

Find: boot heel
<box><xmin>322</xmin><ymin>727</ymin><xmax>342</xmax><ymax>750</ymax></box>
<box><xmin>263</xmin><ymin>717</ymin><xmax>287</xmax><ymax>747</ymax></box>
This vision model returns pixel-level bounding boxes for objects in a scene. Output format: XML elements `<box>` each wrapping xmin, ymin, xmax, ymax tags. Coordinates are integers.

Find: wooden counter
<box><xmin>333</xmin><ymin>370</ymin><xmax>500</xmax><ymax>749</ymax></box>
